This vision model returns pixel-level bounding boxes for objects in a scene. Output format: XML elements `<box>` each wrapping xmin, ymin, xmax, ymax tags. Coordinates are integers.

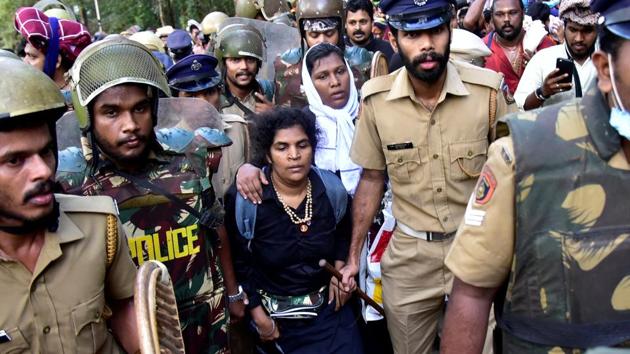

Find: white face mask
<box><xmin>607</xmin><ymin>54</ymin><xmax>630</xmax><ymax>140</ymax></box>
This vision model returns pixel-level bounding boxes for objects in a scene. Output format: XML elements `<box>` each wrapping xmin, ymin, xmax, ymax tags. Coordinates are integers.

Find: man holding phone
<box><xmin>514</xmin><ymin>0</ymin><xmax>599</xmax><ymax>110</ymax></box>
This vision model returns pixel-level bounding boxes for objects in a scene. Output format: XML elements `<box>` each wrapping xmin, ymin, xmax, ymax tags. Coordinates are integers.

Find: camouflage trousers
<box><xmin>179</xmin><ymin>290</ymin><xmax>229</xmax><ymax>354</ymax></box>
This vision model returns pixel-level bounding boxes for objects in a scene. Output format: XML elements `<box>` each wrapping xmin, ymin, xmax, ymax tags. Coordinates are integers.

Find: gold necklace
<box><xmin>272</xmin><ymin>177</ymin><xmax>313</xmax><ymax>233</ymax></box>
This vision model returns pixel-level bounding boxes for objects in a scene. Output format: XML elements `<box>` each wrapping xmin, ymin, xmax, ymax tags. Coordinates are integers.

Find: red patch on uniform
<box><xmin>475</xmin><ymin>166</ymin><xmax>497</xmax><ymax>205</ymax></box>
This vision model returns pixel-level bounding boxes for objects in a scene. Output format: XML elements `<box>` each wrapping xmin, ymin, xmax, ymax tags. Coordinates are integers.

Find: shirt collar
<box><xmin>386</xmin><ymin>62</ymin><xmax>470</xmax><ymax>102</ymax></box>
<box><xmin>581</xmin><ymin>84</ymin><xmax>621</xmax><ymax>161</ymax></box>
<box><xmin>0</xmin><ymin>201</ymin><xmax>85</xmax><ymax>263</ymax></box>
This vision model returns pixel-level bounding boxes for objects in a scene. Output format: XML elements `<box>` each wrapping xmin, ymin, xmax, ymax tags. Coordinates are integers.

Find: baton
<box><xmin>319</xmin><ymin>259</ymin><xmax>386</xmax><ymax>317</ymax></box>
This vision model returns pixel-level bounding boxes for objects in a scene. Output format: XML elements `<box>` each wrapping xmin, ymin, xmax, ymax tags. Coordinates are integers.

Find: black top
<box><xmin>345</xmin><ymin>35</ymin><xmax>395</xmax><ymax>61</ymax></box>
<box><xmin>225</xmin><ymin>168</ymin><xmax>352</xmax><ymax>309</ymax></box>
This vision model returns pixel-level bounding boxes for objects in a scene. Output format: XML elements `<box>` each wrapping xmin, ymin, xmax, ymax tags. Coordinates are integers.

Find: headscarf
<box><xmin>14</xmin><ymin>7</ymin><xmax>91</xmax><ymax>78</ymax></box>
<box><xmin>559</xmin><ymin>0</ymin><xmax>599</xmax><ymax>26</ymax></box>
<box><xmin>301</xmin><ymin>44</ymin><xmax>361</xmax><ymax>195</ymax></box>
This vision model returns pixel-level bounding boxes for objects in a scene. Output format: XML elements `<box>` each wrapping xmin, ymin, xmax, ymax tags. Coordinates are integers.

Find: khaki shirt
<box><xmin>221</xmin><ymin>91</ymin><xmax>258</xmax><ymax>118</ymax></box>
<box><xmin>0</xmin><ymin>194</ymin><xmax>137</xmax><ymax>354</ymax></box>
<box><xmin>445</xmin><ymin>136</ymin><xmax>630</xmax><ymax>288</ymax></box>
<box><xmin>351</xmin><ymin>61</ymin><xmax>515</xmax><ymax>233</ymax></box>
<box><xmin>213</xmin><ymin>113</ymin><xmax>250</xmax><ymax>199</ymax></box>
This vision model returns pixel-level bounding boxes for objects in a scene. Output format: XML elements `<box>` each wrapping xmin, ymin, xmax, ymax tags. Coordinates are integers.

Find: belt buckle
<box><xmin>427</xmin><ymin>232</ymin><xmax>450</xmax><ymax>242</ymax></box>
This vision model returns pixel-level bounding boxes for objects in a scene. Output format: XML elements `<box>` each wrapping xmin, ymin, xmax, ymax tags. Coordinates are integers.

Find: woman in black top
<box><xmin>225</xmin><ymin>108</ymin><xmax>363</xmax><ymax>354</ymax></box>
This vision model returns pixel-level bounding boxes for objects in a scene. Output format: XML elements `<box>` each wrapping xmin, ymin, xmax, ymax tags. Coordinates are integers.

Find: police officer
<box><xmin>166</xmin><ymin>54</ymin><xmax>250</xmax><ymax>202</ymax></box>
<box><xmin>167</xmin><ymin>29</ymin><xmax>193</xmax><ymax>63</ymax></box>
<box><xmin>0</xmin><ymin>58</ymin><xmax>138</xmax><ymax>354</ymax></box>
<box><xmin>338</xmin><ymin>0</ymin><xmax>515</xmax><ymax>353</ymax></box>
<box><xmin>215</xmin><ymin>24</ymin><xmax>275</xmax><ymax>118</ymax></box>
<box><xmin>441</xmin><ymin>0</ymin><xmax>630</xmax><ymax>352</ymax></box>
<box><xmin>56</xmin><ymin>38</ymin><xmax>235</xmax><ymax>354</ymax></box>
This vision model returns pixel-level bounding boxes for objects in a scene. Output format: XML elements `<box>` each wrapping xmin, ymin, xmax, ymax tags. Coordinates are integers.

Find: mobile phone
<box><xmin>556</xmin><ymin>58</ymin><xmax>574</xmax><ymax>84</ymax></box>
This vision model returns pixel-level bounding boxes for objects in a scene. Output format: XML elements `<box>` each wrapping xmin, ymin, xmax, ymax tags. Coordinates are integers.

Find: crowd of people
<box><xmin>0</xmin><ymin>0</ymin><xmax>629</xmax><ymax>353</ymax></box>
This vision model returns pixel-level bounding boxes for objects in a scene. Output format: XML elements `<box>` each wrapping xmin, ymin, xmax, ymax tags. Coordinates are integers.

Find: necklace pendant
<box><xmin>299</xmin><ymin>223</ymin><xmax>309</xmax><ymax>233</ymax></box>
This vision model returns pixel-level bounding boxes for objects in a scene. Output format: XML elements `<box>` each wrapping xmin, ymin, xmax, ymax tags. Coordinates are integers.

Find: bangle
<box><xmin>535</xmin><ymin>87</ymin><xmax>549</xmax><ymax>101</ymax></box>
<box><xmin>228</xmin><ymin>285</ymin><xmax>246</xmax><ymax>303</ymax></box>
<box><xmin>256</xmin><ymin>318</ymin><xmax>276</xmax><ymax>337</ymax></box>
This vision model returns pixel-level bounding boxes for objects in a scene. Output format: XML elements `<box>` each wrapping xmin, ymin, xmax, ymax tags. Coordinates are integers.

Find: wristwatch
<box><xmin>535</xmin><ymin>87</ymin><xmax>550</xmax><ymax>101</ymax></box>
<box><xmin>228</xmin><ymin>285</ymin><xmax>246</xmax><ymax>303</ymax></box>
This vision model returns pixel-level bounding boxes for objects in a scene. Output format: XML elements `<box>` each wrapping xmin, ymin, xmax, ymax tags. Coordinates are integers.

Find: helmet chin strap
<box><xmin>0</xmin><ymin>200</ymin><xmax>60</xmax><ymax>235</ymax></box>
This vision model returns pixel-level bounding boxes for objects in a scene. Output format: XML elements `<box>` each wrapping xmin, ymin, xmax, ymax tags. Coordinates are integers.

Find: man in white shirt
<box><xmin>514</xmin><ymin>0</ymin><xmax>599</xmax><ymax>110</ymax></box>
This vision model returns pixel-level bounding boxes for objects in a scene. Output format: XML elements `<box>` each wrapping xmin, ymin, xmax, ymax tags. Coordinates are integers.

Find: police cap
<box><xmin>165</xmin><ymin>54</ymin><xmax>221</xmax><ymax>93</ymax></box>
<box><xmin>167</xmin><ymin>29</ymin><xmax>192</xmax><ymax>51</ymax></box>
<box><xmin>380</xmin><ymin>0</ymin><xmax>452</xmax><ymax>31</ymax></box>
<box><xmin>591</xmin><ymin>0</ymin><xmax>630</xmax><ymax>39</ymax></box>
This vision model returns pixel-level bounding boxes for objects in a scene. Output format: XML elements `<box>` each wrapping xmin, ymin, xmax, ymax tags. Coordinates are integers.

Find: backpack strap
<box><xmin>235</xmin><ymin>167</ymin><xmax>348</xmax><ymax>244</ymax></box>
<box><xmin>312</xmin><ymin>167</ymin><xmax>348</xmax><ymax>224</ymax></box>
<box><xmin>235</xmin><ymin>193</ymin><xmax>257</xmax><ymax>242</ymax></box>
<box><xmin>486</xmin><ymin>31</ymin><xmax>494</xmax><ymax>48</ymax></box>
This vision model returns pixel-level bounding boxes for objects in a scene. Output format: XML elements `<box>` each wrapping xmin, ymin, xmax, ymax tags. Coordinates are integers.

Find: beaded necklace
<box><xmin>272</xmin><ymin>177</ymin><xmax>313</xmax><ymax>233</ymax></box>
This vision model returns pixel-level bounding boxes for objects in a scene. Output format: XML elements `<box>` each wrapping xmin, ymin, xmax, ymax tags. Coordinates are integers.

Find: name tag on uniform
<box><xmin>386</xmin><ymin>142</ymin><xmax>413</xmax><ymax>150</ymax></box>
<box><xmin>0</xmin><ymin>330</ymin><xmax>11</xmax><ymax>343</ymax></box>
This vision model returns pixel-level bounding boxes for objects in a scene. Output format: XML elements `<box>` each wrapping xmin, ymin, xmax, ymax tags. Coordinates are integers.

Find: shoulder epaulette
<box><xmin>56</xmin><ymin>194</ymin><xmax>118</xmax><ymax>215</ymax></box>
<box><xmin>454</xmin><ymin>61</ymin><xmax>503</xmax><ymax>90</ymax></box>
<box><xmin>222</xmin><ymin>113</ymin><xmax>247</xmax><ymax>124</ymax></box>
<box><xmin>361</xmin><ymin>71</ymin><xmax>398</xmax><ymax>99</ymax></box>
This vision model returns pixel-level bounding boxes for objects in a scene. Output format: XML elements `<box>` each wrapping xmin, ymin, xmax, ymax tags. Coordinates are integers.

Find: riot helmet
<box><xmin>0</xmin><ymin>57</ymin><xmax>65</xmax><ymax>124</ymax></box>
<box><xmin>296</xmin><ymin>0</ymin><xmax>345</xmax><ymax>49</ymax></box>
<box><xmin>69</xmin><ymin>37</ymin><xmax>170</xmax><ymax>131</ymax></box>
<box><xmin>215</xmin><ymin>23</ymin><xmax>265</xmax><ymax>62</ymax></box>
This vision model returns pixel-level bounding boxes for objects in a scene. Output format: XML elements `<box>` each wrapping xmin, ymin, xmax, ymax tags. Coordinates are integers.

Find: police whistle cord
<box><xmin>318</xmin><ymin>259</ymin><xmax>386</xmax><ymax>317</ymax></box>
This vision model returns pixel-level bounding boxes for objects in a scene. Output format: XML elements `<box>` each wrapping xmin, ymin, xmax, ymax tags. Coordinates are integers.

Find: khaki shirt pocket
<box><xmin>71</xmin><ymin>290</ymin><xmax>108</xmax><ymax>353</ymax></box>
<box><xmin>384</xmin><ymin>147</ymin><xmax>425</xmax><ymax>183</ymax></box>
<box><xmin>0</xmin><ymin>327</ymin><xmax>30</xmax><ymax>354</ymax></box>
<box><xmin>449</xmin><ymin>139</ymin><xmax>488</xmax><ymax>181</ymax></box>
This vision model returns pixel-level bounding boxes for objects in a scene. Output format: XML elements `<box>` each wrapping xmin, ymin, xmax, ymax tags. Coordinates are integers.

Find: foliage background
<box><xmin>0</xmin><ymin>0</ymin><xmax>235</xmax><ymax>50</ymax></box>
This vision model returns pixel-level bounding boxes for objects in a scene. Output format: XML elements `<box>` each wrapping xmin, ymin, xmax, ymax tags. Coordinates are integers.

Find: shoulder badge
<box><xmin>475</xmin><ymin>166</ymin><xmax>497</xmax><ymax>205</ymax></box>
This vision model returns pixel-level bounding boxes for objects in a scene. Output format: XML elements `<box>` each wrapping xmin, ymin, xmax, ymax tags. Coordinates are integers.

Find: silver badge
<box><xmin>190</xmin><ymin>60</ymin><xmax>202</xmax><ymax>71</ymax></box>
<box><xmin>414</xmin><ymin>0</ymin><xmax>428</xmax><ymax>6</ymax></box>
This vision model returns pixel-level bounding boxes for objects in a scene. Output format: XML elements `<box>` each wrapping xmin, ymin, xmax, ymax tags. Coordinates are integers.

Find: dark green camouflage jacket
<box><xmin>501</xmin><ymin>86</ymin><xmax>630</xmax><ymax>353</ymax></box>
<box><xmin>57</xmin><ymin>137</ymin><xmax>229</xmax><ymax>354</ymax></box>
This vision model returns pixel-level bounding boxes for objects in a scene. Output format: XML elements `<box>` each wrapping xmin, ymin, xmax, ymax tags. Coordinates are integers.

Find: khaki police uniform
<box><xmin>213</xmin><ymin>113</ymin><xmax>250</xmax><ymax>199</ymax></box>
<box><xmin>0</xmin><ymin>194</ymin><xmax>137</xmax><ymax>354</ymax></box>
<box><xmin>221</xmin><ymin>91</ymin><xmax>258</xmax><ymax>118</ymax></box>
<box><xmin>445</xmin><ymin>88</ymin><xmax>630</xmax><ymax>352</ymax></box>
<box><xmin>446</xmin><ymin>135</ymin><xmax>630</xmax><ymax>287</ymax></box>
<box><xmin>350</xmin><ymin>60</ymin><xmax>515</xmax><ymax>354</ymax></box>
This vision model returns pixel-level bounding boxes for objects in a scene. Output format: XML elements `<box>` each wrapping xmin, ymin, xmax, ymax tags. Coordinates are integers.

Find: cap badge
<box><xmin>414</xmin><ymin>0</ymin><xmax>428</xmax><ymax>6</ymax></box>
<box><xmin>191</xmin><ymin>60</ymin><xmax>202</xmax><ymax>71</ymax></box>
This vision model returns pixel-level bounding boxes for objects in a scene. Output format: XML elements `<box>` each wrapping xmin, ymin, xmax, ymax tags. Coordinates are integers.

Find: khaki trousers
<box><xmin>381</xmin><ymin>228</ymin><xmax>495</xmax><ymax>354</ymax></box>
<box><xmin>381</xmin><ymin>228</ymin><xmax>454</xmax><ymax>354</ymax></box>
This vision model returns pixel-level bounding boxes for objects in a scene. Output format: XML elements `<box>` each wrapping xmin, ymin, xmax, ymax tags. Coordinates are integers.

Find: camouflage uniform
<box><xmin>59</xmin><ymin>38</ymin><xmax>230</xmax><ymax>354</ymax></box>
<box><xmin>274</xmin><ymin>46</ymin><xmax>372</xmax><ymax>108</ymax></box>
<box><xmin>446</xmin><ymin>86</ymin><xmax>630</xmax><ymax>353</ymax></box>
<box><xmin>58</xmin><ymin>139</ymin><xmax>229</xmax><ymax>354</ymax></box>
